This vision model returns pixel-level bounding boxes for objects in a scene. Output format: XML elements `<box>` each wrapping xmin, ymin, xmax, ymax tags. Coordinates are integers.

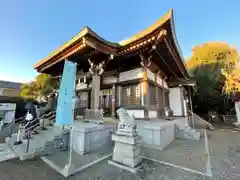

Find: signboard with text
<box><xmin>55</xmin><ymin>60</ymin><xmax>77</xmax><ymax>126</ymax></box>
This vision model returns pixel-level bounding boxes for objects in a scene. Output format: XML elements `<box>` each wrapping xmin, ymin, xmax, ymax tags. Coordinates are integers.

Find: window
<box><xmin>122</xmin><ymin>84</ymin><xmax>141</xmax><ymax>105</ymax></box>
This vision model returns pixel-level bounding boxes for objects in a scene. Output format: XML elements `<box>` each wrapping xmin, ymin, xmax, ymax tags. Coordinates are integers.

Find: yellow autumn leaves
<box><xmin>222</xmin><ymin>65</ymin><xmax>240</xmax><ymax>95</ymax></box>
<box><xmin>186</xmin><ymin>42</ymin><xmax>240</xmax><ymax>95</ymax></box>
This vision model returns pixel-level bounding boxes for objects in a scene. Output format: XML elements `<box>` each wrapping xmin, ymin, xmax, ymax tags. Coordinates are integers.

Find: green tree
<box><xmin>186</xmin><ymin>42</ymin><xmax>239</xmax><ymax>115</ymax></box>
<box><xmin>20</xmin><ymin>74</ymin><xmax>59</xmax><ymax>101</ymax></box>
<box><xmin>20</xmin><ymin>82</ymin><xmax>38</xmax><ymax>100</ymax></box>
<box><xmin>35</xmin><ymin>74</ymin><xmax>59</xmax><ymax>100</ymax></box>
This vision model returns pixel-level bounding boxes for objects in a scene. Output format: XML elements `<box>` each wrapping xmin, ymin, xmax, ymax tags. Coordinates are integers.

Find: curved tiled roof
<box><xmin>33</xmin><ymin>9</ymin><xmax>190</xmax><ymax>80</ymax></box>
<box><xmin>34</xmin><ymin>9</ymin><xmax>175</xmax><ymax>68</ymax></box>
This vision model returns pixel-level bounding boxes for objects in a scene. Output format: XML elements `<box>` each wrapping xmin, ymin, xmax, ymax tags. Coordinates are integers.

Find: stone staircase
<box><xmin>175</xmin><ymin>125</ymin><xmax>200</xmax><ymax>140</ymax></box>
<box><xmin>5</xmin><ymin>125</ymin><xmax>70</xmax><ymax>161</ymax></box>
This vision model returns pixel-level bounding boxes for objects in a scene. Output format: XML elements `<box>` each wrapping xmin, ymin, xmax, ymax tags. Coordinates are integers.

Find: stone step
<box><xmin>175</xmin><ymin>125</ymin><xmax>200</xmax><ymax>141</ymax></box>
<box><xmin>5</xmin><ymin>125</ymin><xmax>68</xmax><ymax>161</ymax></box>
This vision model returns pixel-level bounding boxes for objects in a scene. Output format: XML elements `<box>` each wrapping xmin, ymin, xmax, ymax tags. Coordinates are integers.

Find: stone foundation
<box><xmin>136</xmin><ymin>120</ymin><xmax>175</xmax><ymax>150</ymax></box>
<box><xmin>111</xmin><ymin>135</ymin><xmax>142</xmax><ymax>168</ymax></box>
<box><xmin>72</xmin><ymin>121</ymin><xmax>116</xmax><ymax>155</ymax></box>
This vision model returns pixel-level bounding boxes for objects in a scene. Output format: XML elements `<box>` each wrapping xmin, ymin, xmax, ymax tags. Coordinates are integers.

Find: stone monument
<box><xmin>108</xmin><ymin>108</ymin><xmax>142</xmax><ymax>173</ymax></box>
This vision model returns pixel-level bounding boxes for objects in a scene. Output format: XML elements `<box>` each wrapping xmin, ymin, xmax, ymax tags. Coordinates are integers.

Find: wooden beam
<box><xmin>38</xmin><ymin>42</ymin><xmax>86</xmax><ymax>72</ymax></box>
<box><xmin>153</xmin><ymin>47</ymin><xmax>179</xmax><ymax>78</ymax></box>
<box><xmin>146</xmin><ymin>29</ymin><xmax>167</xmax><ymax>55</ymax></box>
<box><xmin>102</xmin><ymin>70</ymin><xmax>119</xmax><ymax>77</ymax></box>
<box><xmin>119</xmin><ymin>36</ymin><xmax>155</xmax><ymax>55</ymax></box>
<box><xmin>155</xmin><ymin>29</ymin><xmax>167</xmax><ymax>43</ymax></box>
<box><xmin>163</xmin><ymin>37</ymin><xmax>187</xmax><ymax>79</ymax></box>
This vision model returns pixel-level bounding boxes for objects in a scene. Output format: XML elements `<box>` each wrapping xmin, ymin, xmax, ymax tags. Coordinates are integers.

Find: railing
<box><xmin>188</xmin><ymin>110</ymin><xmax>215</xmax><ymax>130</ymax></box>
<box><xmin>25</xmin><ymin>114</ymin><xmax>56</xmax><ymax>153</ymax></box>
<box><xmin>7</xmin><ymin>116</ymin><xmax>26</xmax><ymax>137</ymax></box>
<box><xmin>13</xmin><ymin>111</ymin><xmax>56</xmax><ymax>153</ymax></box>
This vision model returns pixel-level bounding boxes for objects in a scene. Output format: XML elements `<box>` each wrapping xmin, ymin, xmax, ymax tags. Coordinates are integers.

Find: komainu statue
<box><xmin>116</xmin><ymin>108</ymin><xmax>137</xmax><ymax>136</ymax></box>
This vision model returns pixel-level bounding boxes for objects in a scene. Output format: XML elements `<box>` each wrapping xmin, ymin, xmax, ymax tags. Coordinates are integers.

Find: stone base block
<box><xmin>116</xmin><ymin>129</ymin><xmax>137</xmax><ymax>137</ymax></box>
<box><xmin>72</xmin><ymin>122</ymin><xmax>116</xmax><ymax>155</ymax></box>
<box><xmin>136</xmin><ymin>120</ymin><xmax>175</xmax><ymax>150</ymax></box>
<box><xmin>114</xmin><ymin>142</ymin><xmax>140</xmax><ymax>152</ymax></box>
<box><xmin>112</xmin><ymin>134</ymin><xmax>141</xmax><ymax>145</ymax></box>
<box><xmin>112</xmin><ymin>153</ymin><xmax>142</xmax><ymax>168</ymax></box>
<box><xmin>108</xmin><ymin>160</ymin><xmax>141</xmax><ymax>174</ymax></box>
<box><xmin>113</xmin><ymin>144</ymin><xmax>140</xmax><ymax>159</ymax></box>
<box><xmin>111</xmin><ymin>134</ymin><xmax>142</xmax><ymax>169</ymax></box>
<box><xmin>83</xmin><ymin>120</ymin><xmax>104</xmax><ymax>125</ymax></box>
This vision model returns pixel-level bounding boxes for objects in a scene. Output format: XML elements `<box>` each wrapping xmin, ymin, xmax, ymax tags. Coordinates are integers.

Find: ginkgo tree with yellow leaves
<box><xmin>186</xmin><ymin>41</ymin><xmax>239</xmax><ymax>116</ymax></box>
<box><xmin>222</xmin><ymin>65</ymin><xmax>240</xmax><ymax>123</ymax></box>
<box><xmin>20</xmin><ymin>73</ymin><xmax>59</xmax><ymax>102</ymax></box>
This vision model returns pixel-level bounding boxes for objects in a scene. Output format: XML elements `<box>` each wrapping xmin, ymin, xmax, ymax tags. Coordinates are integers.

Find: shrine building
<box><xmin>34</xmin><ymin>9</ymin><xmax>195</xmax><ymax>120</ymax></box>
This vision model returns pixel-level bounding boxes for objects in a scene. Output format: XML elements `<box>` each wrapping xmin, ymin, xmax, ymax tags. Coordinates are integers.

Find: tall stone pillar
<box><xmin>155</xmin><ymin>86</ymin><xmax>160</xmax><ymax>117</ymax></box>
<box><xmin>88</xmin><ymin>58</ymin><xmax>105</xmax><ymax>110</ymax></box>
<box><xmin>155</xmin><ymin>73</ymin><xmax>160</xmax><ymax>117</ymax></box>
<box><xmin>91</xmin><ymin>74</ymin><xmax>100</xmax><ymax>109</ymax></box>
<box><xmin>111</xmin><ymin>84</ymin><xmax>116</xmax><ymax>118</ymax></box>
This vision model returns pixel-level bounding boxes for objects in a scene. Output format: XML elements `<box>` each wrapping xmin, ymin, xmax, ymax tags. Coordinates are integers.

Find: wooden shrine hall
<box><xmin>34</xmin><ymin>9</ymin><xmax>194</xmax><ymax>120</ymax></box>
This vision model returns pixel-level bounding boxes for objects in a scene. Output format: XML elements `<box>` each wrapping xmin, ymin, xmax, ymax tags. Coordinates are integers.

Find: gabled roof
<box><xmin>34</xmin><ymin>9</ymin><xmax>189</xmax><ymax>79</ymax></box>
<box><xmin>119</xmin><ymin>9</ymin><xmax>172</xmax><ymax>46</ymax></box>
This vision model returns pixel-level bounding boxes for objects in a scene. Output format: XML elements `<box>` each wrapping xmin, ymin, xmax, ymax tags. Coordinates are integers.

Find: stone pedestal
<box><xmin>108</xmin><ymin>130</ymin><xmax>142</xmax><ymax>173</ymax></box>
<box><xmin>72</xmin><ymin>121</ymin><xmax>116</xmax><ymax>155</ymax></box>
<box><xmin>109</xmin><ymin>108</ymin><xmax>142</xmax><ymax>173</ymax></box>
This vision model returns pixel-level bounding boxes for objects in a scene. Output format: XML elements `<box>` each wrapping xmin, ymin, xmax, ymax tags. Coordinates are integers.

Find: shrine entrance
<box><xmin>100</xmin><ymin>89</ymin><xmax>113</xmax><ymax>117</ymax></box>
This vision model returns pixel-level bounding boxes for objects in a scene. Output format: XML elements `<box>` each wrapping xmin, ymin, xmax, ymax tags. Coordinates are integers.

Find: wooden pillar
<box><xmin>140</xmin><ymin>67</ymin><xmax>148</xmax><ymax>106</ymax></box>
<box><xmin>188</xmin><ymin>87</ymin><xmax>194</xmax><ymax>128</ymax></box>
<box><xmin>140</xmin><ymin>67</ymin><xmax>149</xmax><ymax>118</ymax></box>
<box><xmin>111</xmin><ymin>84</ymin><xmax>116</xmax><ymax>118</ymax></box>
<box><xmin>117</xmin><ymin>86</ymin><xmax>122</xmax><ymax>107</ymax></box>
<box><xmin>91</xmin><ymin>74</ymin><xmax>101</xmax><ymax>109</ymax></box>
<box><xmin>155</xmin><ymin>74</ymin><xmax>160</xmax><ymax>117</ymax></box>
<box><xmin>139</xmin><ymin>53</ymin><xmax>151</xmax><ymax>119</ymax></box>
<box><xmin>162</xmin><ymin>89</ymin><xmax>166</xmax><ymax>113</ymax></box>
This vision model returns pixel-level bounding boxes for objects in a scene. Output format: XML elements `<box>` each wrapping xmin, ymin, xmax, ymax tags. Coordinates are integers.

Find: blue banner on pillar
<box><xmin>55</xmin><ymin>60</ymin><xmax>77</xmax><ymax>126</ymax></box>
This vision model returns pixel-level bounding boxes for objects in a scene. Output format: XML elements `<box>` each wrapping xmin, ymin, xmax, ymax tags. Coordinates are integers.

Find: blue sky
<box><xmin>0</xmin><ymin>0</ymin><xmax>239</xmax><ymax>83</ymax></box>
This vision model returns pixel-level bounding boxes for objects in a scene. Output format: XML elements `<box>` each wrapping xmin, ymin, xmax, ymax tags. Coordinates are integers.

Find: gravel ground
<box><xmin>0</xmin><ymin>129</ymin><xmax>240</xmax><ymax>180</ymax></box>
<box><xmin>141</xmin><ymin>137</ymin><xmax>206</xmax><ymax>173</ymax></box>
